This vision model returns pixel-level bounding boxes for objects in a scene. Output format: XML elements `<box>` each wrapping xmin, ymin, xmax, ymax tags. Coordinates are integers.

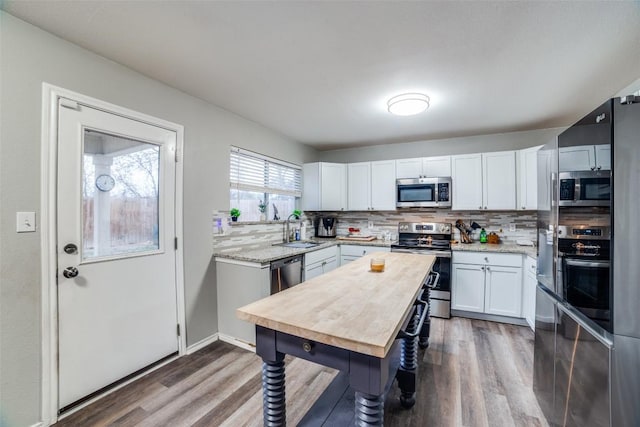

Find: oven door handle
<box><xmin>391</xmin><ymin>248</ymin><xmax>451</xmax><ymax>258</ymax></box>
<box><xmin>565</xmin><ymin>259</ymin><xmax>610</xmax><ymax>268</ymax></box>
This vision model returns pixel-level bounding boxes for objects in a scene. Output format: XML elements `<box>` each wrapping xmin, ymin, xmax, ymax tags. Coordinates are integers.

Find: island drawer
<box><xmin>275</xmin><ymin>331</ymin><xmax>350</xmax><ymax>372</ymax></box>
<box><xmin>340</xmin><ymin>245</ymin><xmax>390</xmax><ymax>257</ymax></box>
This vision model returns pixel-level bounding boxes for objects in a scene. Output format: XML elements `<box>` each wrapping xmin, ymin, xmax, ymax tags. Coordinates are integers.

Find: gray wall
<box><xmin>0</xmin><ymin>12</ymin><xmax>316</xmax><ymax>426</ymax></box>
<box><xmin>318</xmin><ymin>127</ymin><xmax>565</xmax><ymax>163</ymax></box>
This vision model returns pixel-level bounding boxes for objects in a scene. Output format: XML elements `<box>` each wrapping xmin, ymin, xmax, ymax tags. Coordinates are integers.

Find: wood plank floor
<box><xmin>54</xmin><ymin>318</ymin><xmax>548</xmax><ymax>427</ymax></box>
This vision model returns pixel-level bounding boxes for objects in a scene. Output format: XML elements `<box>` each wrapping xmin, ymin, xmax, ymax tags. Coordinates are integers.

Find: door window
<box><xmin>82</xmin><ymin>129</ymin><xmax>161</xmax><ymax>260</ymax></box>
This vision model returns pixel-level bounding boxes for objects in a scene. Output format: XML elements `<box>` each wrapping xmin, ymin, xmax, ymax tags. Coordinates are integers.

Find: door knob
<box><xmin>63</xmin><ymin>243</ymin><xmax>78</xmax><ymax>254</ymax></box>
<box><xmin>63</xmin><ymin>266</ymin><xmax>79</xmax><ymax>278</ymax></box>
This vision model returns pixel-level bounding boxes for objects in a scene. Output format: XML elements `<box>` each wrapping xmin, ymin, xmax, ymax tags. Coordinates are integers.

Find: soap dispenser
<box><xmin>480</xmin><ymin>228</ymin><xmax>487</xmax><ymax>243</ymax></box>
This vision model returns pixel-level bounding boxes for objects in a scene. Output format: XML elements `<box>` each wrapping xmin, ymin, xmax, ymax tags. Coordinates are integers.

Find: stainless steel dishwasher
<box><xmin>270</xmin><ymin>255</ymin><xmax>303</xmax><ymax>294</ymax></box>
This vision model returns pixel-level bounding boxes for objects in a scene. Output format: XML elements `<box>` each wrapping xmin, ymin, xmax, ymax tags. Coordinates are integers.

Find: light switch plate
<box><xmin>17</xmin><ymin>212</ymin><xmax>36</xmax><ymax>233</ymax></box>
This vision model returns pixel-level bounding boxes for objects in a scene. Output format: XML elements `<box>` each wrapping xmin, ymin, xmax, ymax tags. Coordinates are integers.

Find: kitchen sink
<box><xmin>273</xmin><ymin>242</ymin><xmax>321</xmax><ymax>249</ymax></box>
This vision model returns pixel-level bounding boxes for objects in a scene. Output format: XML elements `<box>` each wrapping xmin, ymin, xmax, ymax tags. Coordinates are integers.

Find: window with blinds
<box><xmin>229</xmin><ymin>147</ymin><xmax>302</xmax><ymax>221</ymax></box>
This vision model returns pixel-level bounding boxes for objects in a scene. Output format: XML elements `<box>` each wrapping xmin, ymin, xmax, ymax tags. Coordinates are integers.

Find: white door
<box><xmin>518</xmin><ymin>146</ymin><xmax>541</xmax><ymax>210</ymax></box>
<box><xmin>451</xmin><ymin>153</ymin><xmax>483</xmax><ymax>210</ymax></box>
<box><xmin>482</xmin><ymin>151</ymin><xmax>516</xmax><ymax>210</ymax></box>
<box><xmin>320</xmin><ymin>163</ymin><xmax>346</xmax><ymax>210</ymax></box>
<box><xmin>347</xmin><ymin>162</ymin><xmax>371</xmax><ymax>210</ymax></box>
<box><xmin>451</xmin><ymin>263</ymin><xmax>485</xmax><ymax>312</ymax></box>
<box><xmin>594</xmin><ymin>144</ymin><xmax>611</xmax><ymax>170</ymax></box>
<box><xmin>57</xmin><ymin>100</ymin><xmax>179</xmax><ymax>411</ymax></box>
<box><xmin>422</xmin><ymin>156</ymin><xmax>451</xmax><ymax>177</ymax></box>
<box><xmin>559</xmin><ymin>145</ymin><xmax>595</xmax><ymax>171</ymax></box>
<box><xmin>370</xmin><ymin>160</ymin><xmax>396</xmax><ymax>210</ymax></box>
<box><xmin>395</xmin><ymin>158</ymin><xmax>423</xmax><ymax>178</ymax></box>
<box><xmin>484</xmin><ymin>265</ymin><xmax>523</xmax><ymax>317</ymax></box>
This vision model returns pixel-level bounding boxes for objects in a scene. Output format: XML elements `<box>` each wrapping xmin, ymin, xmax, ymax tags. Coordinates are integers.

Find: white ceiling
<box><xmin>4</xmin><ymin>1</ymin><xmax>640</xmax><ymax>150</ymax></box>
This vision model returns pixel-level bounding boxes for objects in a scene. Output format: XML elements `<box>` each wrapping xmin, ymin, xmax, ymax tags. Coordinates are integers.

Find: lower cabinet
<box><xmin>216</xmin><ymin>259</ymin><xmax>270</xmax><ymax>346</ymax></box>
<box><xmin>304</xmin><ymin>246</ymin><xmax>338</xmax><ymax>280</ymax></box>
<box><xmin>451</xmin><ymin>251</ymin><xmax>523</xmax><ymax>318</ymax></box>
<box><xmin>339</xmin><ymin>244</ymin><xmax>390</xmax><ymax>266</ymax></box>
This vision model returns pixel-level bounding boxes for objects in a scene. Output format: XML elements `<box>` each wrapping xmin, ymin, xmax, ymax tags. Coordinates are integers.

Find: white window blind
<box><xmin>229</xmin><ymin>147</ymin><xmax>302</xmax><ymax>197</ymax></box>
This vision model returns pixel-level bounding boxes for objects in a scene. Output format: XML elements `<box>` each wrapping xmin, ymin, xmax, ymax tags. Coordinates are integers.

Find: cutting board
<box><xmin>336</xmin><ymin>235</ymin><xmax>377</xmax><ymax>242</ymax></box>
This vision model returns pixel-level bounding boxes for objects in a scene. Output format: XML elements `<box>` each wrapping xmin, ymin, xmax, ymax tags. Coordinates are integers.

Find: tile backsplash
<box><xmin>213</xmin><ymin>209</ymin><xmax>537</xmax><ymax>250</ymax></box>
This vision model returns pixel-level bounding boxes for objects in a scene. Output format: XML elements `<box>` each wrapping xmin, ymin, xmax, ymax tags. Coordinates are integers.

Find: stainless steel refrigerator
<box><xmin>533</xmin><ymin>96</ymin><xmax>640</xmax><ymax>427</ymax></box>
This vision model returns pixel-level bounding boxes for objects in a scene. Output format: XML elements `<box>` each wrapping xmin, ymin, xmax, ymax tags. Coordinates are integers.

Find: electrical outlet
<box><xmin>509</xmin><ymin>223</ymin><xmax>516</xmax><ymax>232</ymax></box>
<box><xmin>368</xmin><ymin>221</ymin><xmax>374</xmax><ymax>229</ymax></box>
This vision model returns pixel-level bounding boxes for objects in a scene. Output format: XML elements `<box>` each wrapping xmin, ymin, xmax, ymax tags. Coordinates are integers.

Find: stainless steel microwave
<box><xmin>558</xmin><ymin>170</ymin><xmax>611</xmax><ymax>207</ymax></box>
<box><xmin>396</xmin><ymin>177</ymin><xmax>452</xmax><ymax>208</ymax></box>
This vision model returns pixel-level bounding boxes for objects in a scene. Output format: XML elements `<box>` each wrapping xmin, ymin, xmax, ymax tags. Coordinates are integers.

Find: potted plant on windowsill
<box><xmin>258</xmin><ymin>200</ymin><xmax>267</xmax><ymax>221</ymax></box>
<box><xmin>292</xmin><ymin>209</ymin><xmax>302</xmax><ymax>220</ymax></box>
<box><xmin>230</xmin><ymin>208</ymin><xmax>241</xmax><ymax>222</ymax></box>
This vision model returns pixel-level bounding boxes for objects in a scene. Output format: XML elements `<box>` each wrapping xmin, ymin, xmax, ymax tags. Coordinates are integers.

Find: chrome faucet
<box><xmin>283</xmin><ymin>213</ymin><xmax>298</xmax><ymax>243</ymax></box>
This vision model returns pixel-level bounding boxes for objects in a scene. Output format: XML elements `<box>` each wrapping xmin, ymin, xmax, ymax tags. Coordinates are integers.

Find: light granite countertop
<box><xmin>213</xmin><ymin>238</ymin><xmax>393</xmax><ymax>264</ymax></box>
<box><xmin>451</xmin><ymin>242</ymin><xmax>537</xmax><ymax>259</ymax></box>
<box><xmin>214</xmin><ymin>238</ymin><xmax>536</xmax><ymax>264</ymax></box>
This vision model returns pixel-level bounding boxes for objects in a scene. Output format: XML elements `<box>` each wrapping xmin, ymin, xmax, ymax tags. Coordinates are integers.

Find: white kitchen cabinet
<box><xmin>452</xmin><ymin>251</ymin><xmax>524</xmax><ymax>318</ymax></box>
<box><xmin>422</xmin><ymin>156</ymin><xmax>452</xmax><ymax>177</ymax></box>
<box><xmin>523</xmin><ymin>256</ymin><xmax>537</xmax><ymax>330</ymax></box>
<box><xmin>395</xmin><ymin>158</ymin><xmax>423</xmax><ymax>179</ymax></box>
<box><xmin>595</xmin><ymin>145</ymin><xmax>611</xmax><ymax>170</ymax></box>
<box><xmin>396</xmin><ymin>156</ymin><xmax>451</xmax><ymax>179</ymax></box>
<box><xmin>559</xmin><ymin>144</ymin><xmax>611</xmax><ymax>172</ymax></box>
<box><xmin>347</xmin><ymin>162</ymin><xmax>371</xmax><ymax>211</ymax></box>
<box><xmin>304</xmin><ymin>246</ymin><xmax>338</xmax><ymax>281</ymax></box>
<box><xmin>482</xmin><ymin>151</ymin><xmax>517</xmax><ymax>210</ymax></box>
<box><xmin>451</xmin><ymin>263</ymin><xmax>485</xmax><ymax>313</ymax></box>
<box><xmin>517</xmin><ymin>145</ymin><xmax>542</xmax><ymax>211</ymax></box>
<box><xmin>339</xmin><ymin>245</ymin><xmax>389</xmax><ymax>266</ymax></box>
<box><xmin>347</xmin><ymin>160</ymin><xmax>395</xmax><ymax>211</ymax></box>
<box><xmin>303</xmin><ymin>162</ymin><xmax>347</xmax><ymax>211</ymax></box>
<box><xmin>484</xmin><ymin>265</ymin><xmax>523</xmax><ymax>317</ymax></box>
<box><xmin>370</xmin><ymin>160</ymin><xmax>396</xmax><ymax>210</ymax></box>
<box><xmin>452</xmin><ymin>151</ymin><xmax>516</xmax><ymax>210</ymax></box>
<box><xmin>451</xmin><ymin>153</ymin><xmax>483</xmax><ymax>210</ymax></box>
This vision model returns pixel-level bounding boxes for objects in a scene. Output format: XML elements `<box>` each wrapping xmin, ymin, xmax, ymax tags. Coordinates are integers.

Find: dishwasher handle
<box><xmin>270</xmin><ymin>255</ymin><xmax>303</xmax><ymax>270</ymax></box>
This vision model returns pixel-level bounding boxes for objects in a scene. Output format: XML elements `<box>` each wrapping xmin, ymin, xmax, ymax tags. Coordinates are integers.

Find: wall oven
<box><xmin>557</xmin><ymin>225</ymin><xmax>611</xmax><ymax>332</ymax></box>
<box><xmin>396</xmin><ymin>177</ymin><xmax>451</xmax><ymax>208</ymax></box>
<box><xmin>558</xmin><ymin>171</ymin><xmax>611</xmax><ymax>207</ymax></box>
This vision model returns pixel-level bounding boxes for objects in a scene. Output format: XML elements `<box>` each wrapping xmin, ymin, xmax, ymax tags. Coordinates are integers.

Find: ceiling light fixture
<box><xmin>387</xmin><ymin>93</ymin><xmax>430</xmax><ymax>116</ymax></box>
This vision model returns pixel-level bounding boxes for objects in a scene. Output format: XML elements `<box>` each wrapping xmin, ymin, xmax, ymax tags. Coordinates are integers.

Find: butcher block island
<box><xmin>237</xmin><ymin>252</ymin><xmax>436</xmax><ymax>426</ymax></box>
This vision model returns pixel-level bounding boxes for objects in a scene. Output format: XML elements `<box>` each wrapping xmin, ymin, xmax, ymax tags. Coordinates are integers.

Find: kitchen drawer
<box><xmin>340</xmin><ymin>245</ymin><xmax>390</xmax><ymax>257</ymax></box>
<box><xmin>305</xmin><ymin>246</ymin><xmax>338</xmax><ymax>266</ymax></box>
<box><xmin>452</xmin><ymin>251</ymin><xmax>522</xmax><ymax>267</ymax></box>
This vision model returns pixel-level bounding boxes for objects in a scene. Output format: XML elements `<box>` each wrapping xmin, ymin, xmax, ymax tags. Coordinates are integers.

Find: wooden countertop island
<box><xmin>237</xmin><ymin>252</ymin><xmax>436</xmax><ymax>426</ymax></box>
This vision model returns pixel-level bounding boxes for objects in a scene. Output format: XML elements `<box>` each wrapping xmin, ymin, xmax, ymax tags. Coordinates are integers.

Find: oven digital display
<box><xmin>573</xmin><ymin>229</ymin><xmax>602</xmax><ymax>236</ymax></box>
<box><xmin>416</xmin><ymin>225</ymin><xmax>434</xmax><ymax>231</ymax></box>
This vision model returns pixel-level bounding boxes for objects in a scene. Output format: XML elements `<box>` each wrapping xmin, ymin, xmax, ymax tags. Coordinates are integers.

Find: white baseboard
<box><xmin>218</xmin><ymin>333</ymin><xmax>256</xmax><ymax>353</ymax></box>
<box><xmin>30</xmin><ymin>423</ymin><xmax>44</xmax><ymax>427</ymax></box>
<box><xmin>186</xmin><ymin>333</ymin><xmax>219</xmax><ymax>355</ymax></box>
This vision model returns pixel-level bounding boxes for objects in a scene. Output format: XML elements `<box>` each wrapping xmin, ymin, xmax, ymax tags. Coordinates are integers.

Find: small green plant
<box><xmin>230</xmin><ymin>208</ymin><xmax>241</xmax><ymax>219</ymax></box>
<box><xmin>292</xmin><ymin>209</ymin><xmax>302</xmax><ymax>219</ymax></box>
<box><xmin>258</xmin><ymin>200</ymin><xmax>267</xmax><ymax>213</ymax></box>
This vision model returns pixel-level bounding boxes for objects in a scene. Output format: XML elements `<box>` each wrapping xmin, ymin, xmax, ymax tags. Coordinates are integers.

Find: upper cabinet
<box><xmin>395</xmin><ymin>156</ymin><xmax>451</xmax><ymax>179</ymax></box>
<box><xmin>303</xmin><ymin>162</ymin><xmax>347</xmax><ymax>211</ymax></box>
<box><xmin>517</xmin><ymin>145</ymin><xmax>543</xmax><ymax>211</ymax></box>
<box><xmin>451</xmin><ymin>153</ymin><xmax>483</xmax><ymax>210</ymax></box>
<box><xmin>452</xmin><ymin>151</ymin><xmax>516</xmax><ymax>210</ymax></box>
<box><xmin>558</xmin><ymin>144</ymin><xmax>611</xmax><ymax>172</ymax></box>
<box><xmin>347</xmin><ymin>160</ymin><xmax>396</xmax><ymax>211</ymax></box>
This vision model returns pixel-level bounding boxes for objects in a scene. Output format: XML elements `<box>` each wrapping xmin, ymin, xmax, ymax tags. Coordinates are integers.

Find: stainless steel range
<box><xmin>391</xmin><ymin>222</ymin><xmax>452</xmax><ymax>321</ymax></box>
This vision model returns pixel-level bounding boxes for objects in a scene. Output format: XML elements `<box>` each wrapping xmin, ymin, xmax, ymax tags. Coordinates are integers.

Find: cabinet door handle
<box><xmin>486</xmin><ymin>267</ymin><xmax>491</xmax><ymax>271</ymax></box>
<box><xmin>479</xmin><ymin>206</ymin><xmax>482</xmax><ymax>210</ymax></box>
<box><xmin>481</xmin><ymin>266</ymin><xmax>485</xmax><ymax>271</ymax></box>
<box><xmin>597</xmin><ymin>166</ymin><xmax>602</xmax><ymax>170</ymax></box>
<box><xmin>591</xmin><ymin>166</ymin><xmax>596</xmax><ymax>171</ymax></box>
<box><xmin>484</xmin><ymin>206</ymin><xmax>488</xmax><ymax>210</ymax></box>
<box><xmin>484</xmin><ymin>257</ymin><xmax>489</xmax><ymax>262</ymax></box>
<box><xmin>522</xmin><ymin>206</ymin><xmax>526</xmax><ymax>210</ymax></box>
